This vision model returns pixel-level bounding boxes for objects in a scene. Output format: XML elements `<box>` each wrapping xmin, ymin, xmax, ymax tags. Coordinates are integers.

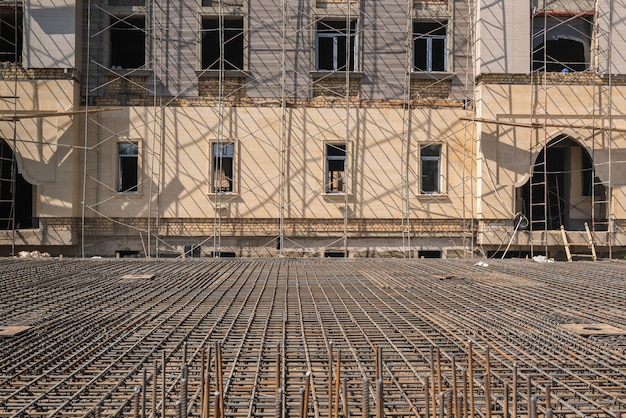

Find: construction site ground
<box><xmin>0</xmin><ymin>258</ymin><xmax>625</xmax><ymax>417</ymax></box>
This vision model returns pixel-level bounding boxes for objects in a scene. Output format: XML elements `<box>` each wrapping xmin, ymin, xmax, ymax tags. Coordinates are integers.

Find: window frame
<box><xmin>117</xmin><ymin>141</ymin><xmax>140</xmax><ymax>193</ymax></box>
<box><xmin>531</xmin><ymin>14</ymin><xmax>592</xmax><ymax>72</ymax></box>
<box><xmin>412</xmin><ymin>20</ymin><xmax>448</xmax><ymax>73</ymax></box>
<box><xmin>324</xmin><ymin>142</ymin><xmax>348</xmax><ymax>194</ymax></box>
<box><xmin>200</xmin><ymin>15</ymin><xmax>246</xmax><ymax>71</ymax></box>
<box><xmin>315</xmin><ymin>19</ymin><xmax>358</xmax><ymax>72</ymax></box>
<box><xmin>210</xmin><ymin>142</ymin><xmax>237</xmax><ymax>194</ymax></box>
<box><xmin>419</xmin><ymin>143</ymin><xmax>444</xmax><ymax>195</ymax></box>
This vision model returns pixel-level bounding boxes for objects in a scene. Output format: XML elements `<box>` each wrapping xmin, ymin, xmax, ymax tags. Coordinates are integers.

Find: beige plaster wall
<box><xmin>477</xmin><ymin>80</ymin><xmax>626</xmax><ymax>220</ymax></box>
<box><xmin>24</xmin><ymin>0</ymin><xmax>78</xmax><ymax>69</ymax></box>
<box><xmin>82</xmin><ymin>106</ymin><xmax>474</xmax><ymax>222</ymax></box>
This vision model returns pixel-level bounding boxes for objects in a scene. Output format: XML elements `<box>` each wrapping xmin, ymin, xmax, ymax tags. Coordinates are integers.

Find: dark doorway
<box><xmin>519</xmin><ymin>136</ymin><xmax>605</xmax><ymax>231</ymax></box>
<box><xmin>0</xmin><ymin>139</ymin><xmax>34</xmax><ymax>229</ymax></box>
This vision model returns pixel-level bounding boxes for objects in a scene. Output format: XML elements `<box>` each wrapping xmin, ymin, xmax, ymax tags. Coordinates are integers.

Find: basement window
<box><xmin>0</xmin><ymin>6</ymin><xmax>22</xmax><ymax>63</ymax></box>
<box><xmin>325</xmin><ymin>143</ymin><xmax>346</xmax><ymax>193</ymax></box>
<box><xmin>118</xmin><ymin>142</ymin><xmax>139</xmax><ymax>193</ymax></box>
<box><xmin>201</xmin><ymin>17</ymin><xmax>244</xmax><ymax>70</ymax></box>
<box><xmin>212</xmin><ymin>143</ymin><xmax>235</xmax><ymax>193</ymax></box>
<box><xmin>316</xmin><ymin>20</ymin><xmax>357</xmax><ymax>71</ymax></box>
<box><xmin>420</xmin><ymin>144</ymin><xmax>442</xmax><ymax>194</ymax></box>
<box><xmin>413</xmin><ymin>21</ymin><xmax>447</xmax><ymax>72</ymax></box>
<box><xmin>110</xmin><ymin>15</ymin><xmax>146</xmax><ymax>69</ymax></box>
<box><xmin>532</xmin><ymin>14</ymin><xmax>592</xmax><ymax>72</ymax></box>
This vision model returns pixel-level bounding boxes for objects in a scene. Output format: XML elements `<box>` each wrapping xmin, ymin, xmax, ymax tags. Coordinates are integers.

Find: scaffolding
<box><xmin>74</xmin><ymin>0</ymin><xmax>479</xmax><ymax>259</ymax></box>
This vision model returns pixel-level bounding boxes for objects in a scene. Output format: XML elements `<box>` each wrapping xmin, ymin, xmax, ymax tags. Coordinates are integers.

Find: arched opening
<box><xmin>0</xmin><ymin>139</ymin><xmax>34</xmax><ymax>230</ymax></box>
<box><xmin>517</xmin><ymin>136</ymin><xmax>606</xmax><ymax>231</ymax></box>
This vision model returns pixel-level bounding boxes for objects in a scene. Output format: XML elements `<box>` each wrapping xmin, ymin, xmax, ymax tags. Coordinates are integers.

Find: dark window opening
<box><xmin>184</xmin><ymin>245</ymin><xmax>202</xmax><ymax>258</ymax></box>
<box><xmin>532</xmin><ymin>16</ymin><xmax>591</xmax><ymax>72</ymax></box>
<box><xmin>0</xmin><ymin>6</ymin><xmax>22</xmax><ymax>63</ymax></box>
<box><xmin>533</xmin><ymin>39</ymin><xmax>586</xmax><ymax>72</ymax></box>
<box><xmin>326</xmin><ymin>143</ymin><xmax>346</xmax><ymax>193</ymax></box>
<box><xmin>116</xmin><ymin>250</ymin><xmax>140</xmax><ymax>258</ymax></box>
<box><xmin>420</xmin><ymin>144</ymin><xmax>441</xmax><ymax>194</ymax></box>
<box><xmin>118</xmin><ymin>142</ymin><xmax>138</xmax><ymax>192</ymax></box>
<box><xmin>212</xmin><ymin>143</ymin><xmax>234</xmax><ymax>193</ymax></box>
<box><xmin>110</xmin><ymin>16</ymin><xmax>145</xmax><ymax>69</ymax></box>
<box><xmin>324</xmin><ymin>251</ymin><xmax>347</xmax><ymax>258</ymax></box>
<box><xmin>202</xmin><ymin>17</ymin><xmax>244</xmax><ymax>70</ymax></box>
<box><xmin>413</xmin><ymin>21</ymin><xmax>447</xmax><ymax>72</ymax></box>
<box><xmin>0</xmin><ymin>139</ymin><xmax>34</xmax><ymax>230</ymax></box>
<box><xmin>210</xmin><ymin>251</ymin><xmax>237</xmax><ymax>258</ymax></box>
<box><xmin>109</xmin><ymin>0</ymin><xmax>144</xmax><ymax>5</ymax></box>
<box><xmin>418</xmin><ymin>250</ymin><xmax>442</xmax><ymax>258</ymax></box>
<box><xmin>316</xmin><ymin>20</ymin><xmax>356</xmax><ymax>71</ymax></box>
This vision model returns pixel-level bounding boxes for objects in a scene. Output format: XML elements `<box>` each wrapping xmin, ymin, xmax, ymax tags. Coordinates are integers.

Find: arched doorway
<box><xmin>517</xmin><ymin>136</ymin><xmax>606</xmax><ymax>231</ymax></box>
<box><xmin>0</xmin><ymin>139</ymin><xmax>34</xmax><ymax>229</ymax></box>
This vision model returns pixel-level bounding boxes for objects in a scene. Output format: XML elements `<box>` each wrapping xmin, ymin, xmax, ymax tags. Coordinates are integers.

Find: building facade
<box><xmin>0</xmin><ymin>0</ymin><xmax>625</xmax><ymax>259</ymax></box>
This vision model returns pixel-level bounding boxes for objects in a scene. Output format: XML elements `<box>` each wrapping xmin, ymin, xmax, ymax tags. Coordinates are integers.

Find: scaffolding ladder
<box><xmin>591</xmin><ymin>0</ymin><xmax>613</xmax><ymax>257</ymax></box>
<box><xmin>529</xmin><ymin>3</ymin><xmax>550</xmax><ymax>257</ymax></box>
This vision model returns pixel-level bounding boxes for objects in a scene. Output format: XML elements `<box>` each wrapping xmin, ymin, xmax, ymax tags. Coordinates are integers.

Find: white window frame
<box><xmin>325</xmin><ymin>142</ymin><xmax>347</xmax><ymax>194</ymax></box>
<box><xmin>419</xmin><ymin>143</ymin><xmax>444</xmax><ymax>195</ymax></box>
<box><xmin>315</xmin><ymin>19</ymin><xmax>358</xmax><ymax>71</ymax></box>
<box><xmin>413</xmin><ymin>21</ymin><xmax>448</xmax><ymax>73</ymax></box>
<box><xmin>210</xmin><ymin>142</ymin><xmax>236</xmax><ymax>194</ymax></box>
<box><xmin>117</xmin><ymin>141</ymin><xmax>140</xmax><ymax>193</ymax></box>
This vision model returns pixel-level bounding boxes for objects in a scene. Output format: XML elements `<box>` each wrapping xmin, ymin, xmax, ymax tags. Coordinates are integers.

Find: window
<box><xmin>110</xmin><ymin>15</ymin><xmax>145</xmax><ymax>69</ymax></box>
<box><xmin>202</xmin><ymin>17</ymin><xmax>244</xmax><ymax>70</ymax></box>
<box><xmin>212</xmin><ymin>143</ymin><xmax>235</xmax><ymax>193</ymax></box>
<box><xmin>0</xmin><ymin>6</ymin><xmax>22</xmax><ymax>63</ymax></box>
<box><xmin>532</xmin><ymin>15</ymin><xmax>591</xmax><ymax>72</ymax></box>
<box><xmin>413</xmin><ymin>21</ymin><xmax>447</xmax><ymax>72</ymax></box>
<box><xmin>420</xmin><ymin>144</ymin><xmax>441</xmax><ymax>194</ymax></box>
<box><xmin>316</xmin><ymin>20</ymin><xmax>356</xmax><ymax>71</ymax></box>
<box><xmin>118</xmin><ymin>142</ymin><xmax>139</xmax><ymax>192</ymax></box>
<box><xmin>325</xmin><ymin>143</ymin><xmax>346</xmax><ymax>193</ymax></box>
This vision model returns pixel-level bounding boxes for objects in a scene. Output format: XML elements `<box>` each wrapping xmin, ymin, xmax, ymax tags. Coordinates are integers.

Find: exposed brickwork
<box><xmin>312</xmin><ymin>77</ymin><xmax>360</xmax><ymax>99</ymax></box>
<box><xmin>0</xmin><ymin>63</ymin><xmax>76</xmax><ymax>80</ymax></box>
<box><xmin>89</xmin><ymin>95</ymin><xmax>465</xmax><ymax>109</ymax></box>
<box><xmin>43</xmin><ymin>217</ymin><xmax>474</xmax><ymax>238</ymax></box>
<box><xmin>198</xmin><ymin>77</ymin><xmax>247</xmax><ymax>99</ymax></box>
<box><xmin>411</xmin><ymin>78</ymin><xmax>452</xmax><ymax>99</ymax></box>
<box><xmin>106</xmin><ymin>75</ymin><xmax>150</xmax><ymax>95</ymax></box>
<box><xmin>476</xmin><ymin>72</ymin><xmax>619</xmax><ymax>86</ymax></box>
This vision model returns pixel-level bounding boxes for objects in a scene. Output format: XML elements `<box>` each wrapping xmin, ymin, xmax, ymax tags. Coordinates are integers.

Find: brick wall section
<box><xmin>42</xmin><ymin>217</ymin><xmax>473</xmax><ymax>237</ymax></box>
<box><xmin>0</xmin><ymin>64</ymin><xmax>75</xmax><ymax>80</ymax></box>
<box><xmin>106</xmin><ymin>76</ymin><xmax>150</xmax><ymax>95</ymax></box>
<box><xmin>312</xmin><ymin>77</ymin><xmax>361</xmax><ymax>99</ymax></box>
<box><xmin>411</xmin><ymin>78</ymin><xmax>452</xmax><ymax>99</ymax></box>
<box><xmin>198</xmin><ymin>77</ymin><xmax>247</xmax><ymax>99</ymax></box>
<box><xmin>477</xmin><ymin>73</ymin><xmax>626</xmax><ymax>86</ymax></box>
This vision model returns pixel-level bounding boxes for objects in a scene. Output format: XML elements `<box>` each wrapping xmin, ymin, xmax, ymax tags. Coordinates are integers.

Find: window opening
<box><xmin>413</xmin><ymin>21</ymin><xmax>447</xmax><ymax>72</ymax></box>
<box><xmin>532</xmin><ymin>15</ymin><xmax>591</xmax><ymax>72</ymax></box>
<box><xmin>110</xmin><ymin>15</ymin><xmax>145</xmax><ymax>69</ymax></box>
<box><xmin>202</xmin><ymin>17</ymin><xmax>244</xmax><ymax>70</ymax></box>
<box><xmin>118</xmin><ymin>142</ymin><xmax>139</xmax><ymax>192</ymax></box>
<box><xmin>420</xmin><ymin>144</ymin><xmax>441</xmax><ymax>194</ymax></box>
<box><xmin>212</xmin><ymin>143</ymin><xmax>235</xmax><ymax>193</ymax></box>
<box><xmin>0</xmin><ymin>5</ymin><xmax>22</xmax><ymax>63</ymax></box>
<box><xmin>316</xmin><ymin>20</ymin><xmax>356</xmax><ymax>71</ymax></box>
<box><xmin>326</xmin><ymin>143</ymin><xmax>346</xmax><ymax>193</ymax></box>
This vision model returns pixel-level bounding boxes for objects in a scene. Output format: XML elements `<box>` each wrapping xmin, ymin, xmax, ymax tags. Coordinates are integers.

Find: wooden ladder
<box><xmin>560</xmin><ymin>223</ymin><xmax>597</xmax><ymax>262</ymax></box>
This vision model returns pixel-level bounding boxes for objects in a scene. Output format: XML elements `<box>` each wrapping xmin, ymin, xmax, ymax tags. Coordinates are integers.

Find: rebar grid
<box><xmin>0</xmin><ymin>258</ymin><xmax>625</xmax><ymax>417</ymax></box>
